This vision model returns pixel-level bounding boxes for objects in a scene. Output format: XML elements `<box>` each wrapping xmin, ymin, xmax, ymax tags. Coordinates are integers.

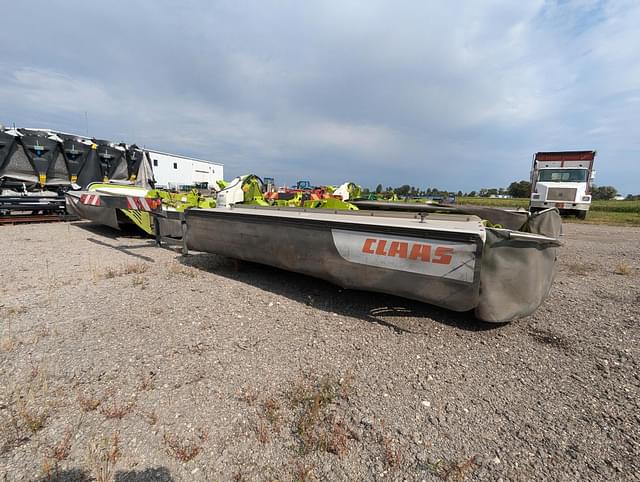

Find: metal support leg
<box><xmin>181</xmin><ymin>213</ymin><xmax>189</xmax><ymax>255</ymax></box>
<box><xmin>154</xmin><ymin>216</ymin><xmax>162</xmax><ymax>246</ymax></box>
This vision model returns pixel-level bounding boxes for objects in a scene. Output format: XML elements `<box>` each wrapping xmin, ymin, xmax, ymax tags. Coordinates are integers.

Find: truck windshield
<box><xmin>538</xmin><ymin>169</ymin><xmax>588</xmax><ymax>182</ymax></box>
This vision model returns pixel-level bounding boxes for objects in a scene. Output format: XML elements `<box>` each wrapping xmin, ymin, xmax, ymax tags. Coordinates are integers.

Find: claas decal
<box><xmin>331</xmin><ymin>229</ymin><xmax>476</xmax><ymax>282</ymax></box>
<box><xmin>361</xmin><ymin>238</ymin><xmax>453</xmax><ymax>264</ymax></box>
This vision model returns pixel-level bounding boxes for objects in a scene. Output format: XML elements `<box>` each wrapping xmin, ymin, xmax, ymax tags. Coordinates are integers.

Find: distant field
<box><xmin>455</xmin><ymin>197</ymin><xmax>640</xmax><ymax>226</ymax></box>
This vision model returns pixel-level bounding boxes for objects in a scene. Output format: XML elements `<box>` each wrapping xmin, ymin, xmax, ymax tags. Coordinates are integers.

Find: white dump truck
<box><xmin>529</xmin><ymin>151</ymin><xmax>596</xmax><ymax>219</ymax></box>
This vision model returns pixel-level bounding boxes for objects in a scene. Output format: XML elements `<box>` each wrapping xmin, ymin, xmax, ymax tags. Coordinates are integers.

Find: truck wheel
<box><xmin>576</xmin><ymin>211</ymin><xmax>587</xmax><ymax>220</ymax></box>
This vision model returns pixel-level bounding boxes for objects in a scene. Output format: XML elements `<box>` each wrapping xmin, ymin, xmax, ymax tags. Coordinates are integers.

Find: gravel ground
<box><xmin>0</xmin><ymin>220</ymin><xmax>638</xmax><ymax>482</ymax></box>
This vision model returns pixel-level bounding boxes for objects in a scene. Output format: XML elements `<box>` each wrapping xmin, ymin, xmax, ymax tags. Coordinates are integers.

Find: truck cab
<box><xmin>529</xmin><ymin>151</ymin><xmax>596</xmax><ymax>219</ymax></box>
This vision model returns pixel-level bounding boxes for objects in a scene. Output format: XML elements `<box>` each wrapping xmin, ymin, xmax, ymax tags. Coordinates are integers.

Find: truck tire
<box><xmin>576</xmin><ymin>211</ymin><xmax>587</xmax><ymax>220</ymax></box>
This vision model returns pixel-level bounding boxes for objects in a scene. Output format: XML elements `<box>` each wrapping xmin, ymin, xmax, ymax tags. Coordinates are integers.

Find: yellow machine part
<box><xmin>120</xmin><ymin>209</ymin><xmax>154</xmax><ymax>235</ymax></box>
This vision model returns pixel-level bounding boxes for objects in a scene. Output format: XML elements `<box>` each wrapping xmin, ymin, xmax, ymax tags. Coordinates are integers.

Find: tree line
<box><xmin>363</xmin><ymin>181</ymin><xmax>627</xmax><ymax>200</ymax></box>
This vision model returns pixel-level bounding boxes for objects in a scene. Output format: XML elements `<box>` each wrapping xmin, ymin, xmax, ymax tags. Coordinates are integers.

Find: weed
<box><xmin>138</xmin><ymin>372</ymin><xmax>156</xmax><ymax>391</ymax></box>
<box><xmin>1</xmin><ymin>404</ymin><xmax>31</xmax><ymax>453</ymax></box>
<box><xmin>254</xmin><ymin>419</ymin><xmax>270</xmax><ymax>444</ymax></box>
<box><xmin>78</xmin><ymin>393</ymin><xmax>101</xmax><ymax>412</ymax></box>
<box><xmin>87</xmin><ymin>433</ymin><xmax>120</xmax><ymax>482</ymax></box>
<box><xmin>566</xmin><ymin>262</ymin><xmax>591</xmax><ymax>276</ymax></box>
<box><xmin>19</xmin><ymin>405</ymin><xmax>48</xmax><ymax>434</ymax></box>
<box><xmin>437</xmin><ymin>455</ymin><xmax>478</xmax><ymax>481</ymax></box>
<box><xmin>101</xmin><ymin>262</ymin><xmax>149</xmax><ymax>279</ymax></box>
<box><xmin>1</xmin><ymin>317</ymin><xmax>19</xmax><ymax>352</ymax></box>
<box><xmin>102</xmin><ymin>266</ymin><xmax>120</xmax><ymax>279</ymax></box>
<box><xmin>326</xmin><ymin>421</ymin><xmax>350</xmax><ymax>457</ymax></box>
<box><xmin>614</xmin><ymin>263</ymin><xmax>631</xmax><ymax>275</ymax></box>
<box><xmin>289</xmin><ymin>373</ymin><xmax>353</xmax><ymax>455</ymax></box>
<box><xmin>163</xmin><ymin>432</ymin><xmax>205</xmax><ymax>462</ymax></box>
<box><xmin>167</xmin><ymin>262</ymin><xmax>196</xmax><ymax>278</ymax></box>
<box><xmin>41</xmin><ymin>457</ymin><xmax>58</xmax><ymax>481</ymax></box>
<box><xmin>0</xmin><ymin>335</ymin><xmax>17</xmax><ymax>352</ymax></box>
<box><xmin>138</xmin><ymin>409</ymin><xmax>158</xmax><ymax>426</ymax></box>
<box><xmin>99</xmin><ymin>398</ymin><xmax>135</xmax><ymax>420</ymax></box>
<box><xmin>528</xmin><ymin>327</ymin><xmax>572</xmax><ymax>351</ymax></box>
<box><xmin>49</xmin><ymin>428</ymin><xmax>73</xmax><ymax>461</ymax></box>
<box><xmin>262</xmin><ymin>398</ymin><xmax>282</xmax><ymax>432</ymax></box>
<box><xmin>3</xmin><ymin>305</ymin><xmax>27</xmax><ymax>317</ymax></box>
<box><xmin>42</xmin><ymin>427</ymin><xmax>73</xmax><ymax>478</ymax></box>
<box><xmin>123</xmin><ymin>263</ymin><xmax>149</xmax><ymax>275</ymax></box>
<box><xmin>231</xmin><ymin>470</ymin><xmax>246</xmax><ymax>482</ymax></box>
<box><xmin>32</xmin><ymin>324</ymin><xmax>51</xmax><ymax>344</ymax></box>
<box><xmin>292</xmin><ymin>462</ymin><xmax>315</xmax><ymax>482</ymax></box>
<box><xmin>380</xmin><ymin>434</ymin><xmax>403</xmax><ymax>468</ymax></box>
<box><xmin>237</xmin><ymin>387</ymin><xmax>259</xmax><ymax>405</ymax></box>
<box><xmin>132</xmin><ymin>275</ymin><xmax>146</xmax><ymax>287</ymax></box>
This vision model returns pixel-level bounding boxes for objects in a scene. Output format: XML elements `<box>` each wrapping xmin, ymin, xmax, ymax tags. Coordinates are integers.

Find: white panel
<box><xmin>331</xmin><ymin>229</ymin><xmax>477</xmax><ymax>283</ymax></box>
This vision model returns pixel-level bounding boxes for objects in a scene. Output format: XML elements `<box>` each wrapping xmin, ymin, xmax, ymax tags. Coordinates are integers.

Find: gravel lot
<box><xmin>0</xmin><ymin>220</ymin><xmax>638</xmax><ymax>481</ymax></box>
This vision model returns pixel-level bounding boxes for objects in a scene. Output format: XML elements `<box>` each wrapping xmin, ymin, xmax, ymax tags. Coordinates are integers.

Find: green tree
<box><xmin>468</xmin><ymin>190</ymin><xmax>477</xmax><ymax>197</ymax></box>
<box><xmin>591</xmin><ymin>185</ymin><xmax>618</xmax><ymax>200</ymax></box>
<box><xmin>396</xmin><ymin>184</ymin><xmax>411</xmax><ymax>196</ymax></box>
<box><xmin>375</xmin><ymin>184</ymin><xmax>383</xmax><ymax>194</ymax></box>
<box><xmin>507</xmin><ymin>180</ymin><xmax>531</xmax><ymax>198</ymax></box>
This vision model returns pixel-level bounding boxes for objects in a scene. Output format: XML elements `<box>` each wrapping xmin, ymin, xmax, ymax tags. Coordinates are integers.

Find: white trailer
<box><xmin>146</xmin><ymin>149</ymin><xmax>223</xmax><ymax>190</ymax></box>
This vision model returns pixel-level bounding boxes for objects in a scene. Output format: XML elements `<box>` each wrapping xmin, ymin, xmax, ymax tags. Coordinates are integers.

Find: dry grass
<box><xmin>254</xmin><ymin>419</ymin><xmax>270</xmax><ymax>444</ymax></box>
<box><xmin>101</xmin><ymin>262</ymin><xmax>149</xmax><ymax>279</ymax></box>
<box><xmin>99</xmin><ymin>398</ymin><xmax>135</xmax><ymax>420</ymax></box>
<box><xmin>48</xmin><ymin>428</ymin><xmax>73</xmax><ymax>461</ymax></box>
<box><xmin>326</xmin><ymin>420</ymin><xmax>350</xmax><ymax>457</ymax></box>
<box><xmin>565</xmin><ymin>262</ymin><xmax>592</xmax><ymax>276</ymax></box>
<box><xmin>262</xmin><ymin>398</ymin><xmax>282</xmax><ymax>432</ymax></box>
<box><xmin>1</xmin><ymin>401</ymin><xmax>48</xmax><ymax>454</ymax></box>
<box><xmin>288</xmin><ymin>373</ymin><xmax>354</xmax><ymax>455</ymax></box>
<box><xmin>132</xmin><ymin>275</ymin><xmax>146</xmax><ymax>287</ymax></box>
<box><xmin>237</xmin><ymin>387</ymin><xmax>259</xmax><ymax>405</ymax></box>
<box><xmin>437</xmin><ymin>455</ymin><xmax>479</xmax><ymax>481</ymax></box>
<box><xmin>19</xmin><ymin>405</ymin><xmax>49</xmax><ymax>433</ymax></box>
<box><xmin>0</xmin><ymin>365</ymin><xmax>52</xmax><ymax>454</ymax></box>
<box><xmin>614</xmin><ymin>263</ymin><xmax>631</xmax><ymax>275</ymax></box>
<box><xmin>163</xmin><ymin>430</ymin><xmax>208</xmax><ymax>462</ymax></box>
<box><xmin>77</xmin><ymin>393</ymin><xmax>101</xmax><ymax>412</ymax></box>
<box><xmin>1</xmin><ymin>313</ymin><xmax>24</xmax><ymax>353</ymax></box>
<box><xmin>167</xmin><ymin>262</ymin><xmax>196</xmax><ymax>278</ymax></box>
<box><xmin>292</xmin><ymin>462</ymin><xmax>315</xmax><ymax>482</ymax></box>
<box><xmin>380</xmin><ymin>434</ymin><xmax>403</xmax><ymax>468</ymax></box>
<box><xmin>137</xmin><ymin>372</ymin><xmax>156</xmax><ymax>391</ymax></box>
<box><xmin>42</xmin><ymin>427</ymin><xmax>74</xmax><ymax>478</ymax></box>
<box><xmin>2</xmin><ymin>305</ymin><xmax>28</xmax><ymax>317</ymax></box>
<box><xmin>87</xmin><ymin>433</ymin><xmax>120</xmax><ymax>482</ymax></box>
<box><xmin>137</xmin><ymin>409</ymin><xmax>158</xmax><ymax>426</ymax></box>
<box><xmin>0</xmin><ymin>335</ymin><xmax>18</xmax><ymax>352</ymax></box>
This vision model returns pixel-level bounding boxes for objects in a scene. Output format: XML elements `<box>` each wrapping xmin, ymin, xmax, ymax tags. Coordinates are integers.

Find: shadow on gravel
<box><xmin>34</xmin><ymin>467</ymin><xmax>174</xmax><ymax>482</ymax></box>
<box><xmin>73</xmin><ymin>222</ymin><xmax>158</xmax><ymax>262</ymax></box>
<box><xmin>34</xmin><ymin>468</ymin><xmax>91</xmax><ymax>482</ymax></box>
<box><xmin>178</xmin><ymin>252</ymin><xmax>504</xmax><ymax>333</ymax></box>
<box><xmin>115</xmin><ymin>467</ymin><xmax>174</xmax><ymax>481</ymax></box>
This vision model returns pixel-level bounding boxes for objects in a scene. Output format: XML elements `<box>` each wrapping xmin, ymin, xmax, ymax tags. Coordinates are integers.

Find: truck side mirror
<box><xmin>591</xmin><ymin>170</ymin><xmax>596</xmax><ymax>180</ymax></box>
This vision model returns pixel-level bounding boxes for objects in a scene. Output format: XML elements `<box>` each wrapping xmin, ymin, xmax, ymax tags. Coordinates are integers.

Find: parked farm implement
<box><xmin>66</xmin><ymin>173</ymin><xmax>562</xmax><ymax>323</ymax></box>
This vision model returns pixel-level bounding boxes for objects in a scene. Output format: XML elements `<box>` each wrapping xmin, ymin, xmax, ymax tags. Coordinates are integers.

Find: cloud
<box><xmin>0</xmin><ymin>1</ymin><xmax>638</xmax><ymax>193</ymax></box>
<box><xmin>0</xmin><ymin>67</ymin><xmax>115</xmax><ymax>115</ymax></box>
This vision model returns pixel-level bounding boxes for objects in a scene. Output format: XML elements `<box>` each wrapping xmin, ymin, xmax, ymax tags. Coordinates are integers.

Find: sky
<box><xmin>1</xmin><ymin>0</ymin><xmax>638</xmax><ymax>194</ymax></box>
